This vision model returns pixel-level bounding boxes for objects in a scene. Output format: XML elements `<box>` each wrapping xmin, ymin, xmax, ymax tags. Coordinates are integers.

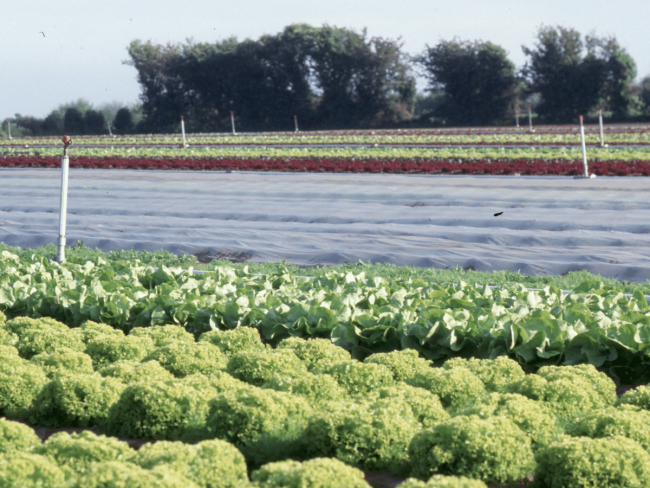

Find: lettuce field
<box><xmin>3</xmin><ymin>250</ymin><xmax>650</xmax><ymax>487</ymax></box>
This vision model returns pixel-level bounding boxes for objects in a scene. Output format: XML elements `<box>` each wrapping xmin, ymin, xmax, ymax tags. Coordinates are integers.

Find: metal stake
<box><xmin>230</xmin><ymin>111</ymin><xmax>236</xmax><ymax>135</ymax></box>
<box><xmin>107</xmin><ymin>121</ymin><xmax>113</xmax><ymax>137</ymax></box>
<box><xmin>579</xmin><ymin>115</ymin><xmax>589</xmax><ymax>178</ymax></box>
<box><xmin>56</xmin><ymin>136</ymin><xmax>72</xmax><ymax>263</ymax></box>
<box><xmin>528</xmin><ymin>104</ymin><xmax>533</xmax><ymax>132</ymax></box>
<box><xmin>515</xmin><ymin>110</ymin><xmax>519</xmax><ymax>129</ymax></box>
<box><xmin>598</xmin><ymin>109</ymin><xmax>605</xmax><ymax>147</ymax></box>
<box><xmin>180</xmin><ymin>115</ymin><xmax>188</xmax><ymax>147</ymax></box>
<box><xmin>7</xmin><ymin>119</ymin><xmax>11</xmax><ymax>140</ymax></box>
<box><xmin>294</xmin><ymin>115</ymin><xmax>299</xmax><ymax>133</ymax></box>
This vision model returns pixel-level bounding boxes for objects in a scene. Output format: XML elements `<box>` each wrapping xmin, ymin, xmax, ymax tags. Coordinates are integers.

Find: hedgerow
<box><xmin>251</xmin><ymin>457</ymin><xmax>371</xmax><ymax>488</ymax></box>
<box><xmin>408</xmin><ymin>415</ymin><xmax>535</xmax><ymax>484</ymax></box>
<box><xmin>0</xmin><ymin>418</ymin><xmax>42</xmax><ymax>453</ymax></box>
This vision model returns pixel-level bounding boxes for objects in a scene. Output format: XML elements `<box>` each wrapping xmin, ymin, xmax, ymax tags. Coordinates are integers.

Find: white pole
<box><xmin>56</xmin><ymin>136</ymin><xmax>72</xmax><ymax>263</ymax></box>
<box><xmin>294</xmin><ymin>115</ymin><xmax>299</xmax><ymax>133</ymax></box>
<box><xmin>7</xmin><ymin>119</ymin><xmax>11</xmax><ymax>140</ymax></box>
<box><xmin>598</xmin><ymin>109</ymin><xmax>605</xmax><ymax>147</ymax></box>
<box><xmin>107</xmin><ymin>121</ymin><xmax>113</xmax><ymax>137</ymax></box>
<box><xmin>230</xmin><ymin>111</ymin><xmax>236</xmax><ymax>135</ymax></box>
<box><xmin>515</xmin><ymin>110</ymin><xmax>519</xmax><ymax>129</ymax></box>
<box><xmin>579</xmin><ymin>115</ymin><xmax>589</xmax><ymax>178</ymax></box>
<box><xmin>180</xmin><ymin>115</ymin><xmax>188</xmax><ymax>147</ymax></box>
<box><xmin>528</xmin><ymin>104</ymin><xmax>533</xmax><ymax>132</ymax></box>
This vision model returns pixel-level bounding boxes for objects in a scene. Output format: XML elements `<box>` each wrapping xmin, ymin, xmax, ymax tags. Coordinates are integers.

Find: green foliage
<box><xmin>104</xmin><ymin>379</ymin><xmax>213</xmax><ymax>440</ymax></box>
<box><xmin>406</xmin><ymin>367</ymin><xmax>486</xmax><ymax>411</ymax></box>
<box><xmin>566</xmin><ymin>405</ymin><xmax>650</xmax><ymax>451</ymax></box>
<box><xmin>84</xmin><ymin>109</ymin><xmax>107</xmax><ymax>136</ymax></box>
<box><xmin>442</xmin><ymin>356</ymin><xmax>525</xmax><ymax>392</ymax></box>
<box><xmin>29</xmin><ymin>373</ymin><xmax>125</xmax><ymax>428</ymax></box>
<box><xmin>454</xmin><ymin>393</ymin><xmax>561</xmax><ymax>448</ymax></box>
<box><xmin>364</xmin><ymin>349</ymin><xmax>431</xmax><ymax>382</ymax></box>
<box><xmin>113</xmin><ymin>107</ymin><xmax>135</xmax><ymax>134</ymax></box>
<box><xmin>416</xmin><ymin>40</ymin><xmax>518</xmax><ymax>125</ymax></box>
<box><xmin>409</xmin><ymin>415</ymin><xmax>535</xmax><ymax>484</ymax></box>
<box><xmin>227</xmin><ymin>349</ymin><xmax>308</xmax><ymax>387</ymax></box>
<box><xmin>0</xmin><ymin>310</ymin><xmax>5</xmax><ymax>326</ymax></box>
<box><xmin>5</xmin><ymin>316</ymin><xmax>71</xmax><ymax>336</ymax></box>
<box><xmin>144</xmin><ymin>342</ymin><xmax>227</xmax><ymax>378</ymax></box>
<box><xmin>16</xmin><ymin>326</ymin><xmax>86</xmax><ymax>359</ymax></box>
<box><xmin>98</xmin><ymin>359</ymin><xmax>175</xmax><ymax>383</ymax></box>
<box><xmin>304</xmin><ymin>397</ymin><xmax>420</xmax><ymax>472</ymax></box>
<box><xmin>0</xmin><ymin>418</ymin><xmax>42</xmax><ymax>453</ymax></box>
<box><xmin>77</xmin><ymin>320</ymin><xmax>125</xmax><ymax>343</ymax></box>
<box><xmin>276</xmin><ymin>337</ymin><xmax>350</xmax><ymax>372</ymax></box>
<box><xmin>0</xmin><ymin>452</ymin><xmax>68</xmax><ymax>488</ymax></box>
<box><xmin>130</xmin><ymin>324</ymin><xmax>195</xmax><ymax>347</ymax></box>
<box><xmin>30</xmin><ymin>347</ymin><xmax>94</xmax><ymax>378</ymax></box>
<box><xmin>617</xmin><ymin>384</ymin><xmax>650</xmax><ymax>409</ymax></box>
<box><xmin>0</xmin><ymin>360</ymin><xmax>48</xmax><ymax>417</ymax></box>
<box><xmin>263</xmin><ymin>373</ymin><xmax>348</xmax><ymax>403</ymax></box>
<box><xmin>536</xmin><ymin>364</ymin><xmax>617</xmax><ymax>405</ymax></box>
<box><xmin>397</xmin><ymin>475</ymin><xmax>488</xmax><ymax>488</ymax></box>
<box><xmin>251</xmin><ymin>457</ymin><xmax>371</xmax><ymax>488</ymax></box>
<box><xmin>63</xmin><ymin>107</ymin><xmax>85</xmax><ymax>135</ymax></box>
<box><xmin>134</xmin><ymin>439</ymin><xmax>248</xmax><ymax>488</ymax></box>
<box><xmin>34</xmin><ymin>431</ymin><xmax>134</xmax><ymax>475</ymax></box>
<box><xmin>86</xmin><ymin>334</ymin><xmax>155</xmax><ymax>369</ymax></box>
<box><xmin>533</xmin><ymin>435</ymin><xmax>650</xmax><ymax>488</ymax></box>
<box><xmin>375</xmin><ymin>385</ymin><xmax>450</xmax><ymax>427</ymax></box>
<box><xmin>74</xmin><ymin>461</ymin><xmax>199</xmax><ymax>488</ymax></box>
<box><xmin>318</xmin><ymin>360</ymin><xmax>395</xmax><ymax>395</ymax></box>
<box><xmin>199</xmin><ymin>326</ymin><xmax>266</xmax><ymax>355</ymax></box>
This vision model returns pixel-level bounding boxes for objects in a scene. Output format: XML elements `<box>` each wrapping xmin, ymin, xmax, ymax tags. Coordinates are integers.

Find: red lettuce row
<box><xmin>2</xmin><ymin>156</ymin><xmax>650</xmax><ymax>176</ymax></box>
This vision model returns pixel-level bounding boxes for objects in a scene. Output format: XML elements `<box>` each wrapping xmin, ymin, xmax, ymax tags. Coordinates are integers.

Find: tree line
<box><xmin>6</xmin><ymin>24</ymin><xmax>650</xmax><ymax>136</ymax></box>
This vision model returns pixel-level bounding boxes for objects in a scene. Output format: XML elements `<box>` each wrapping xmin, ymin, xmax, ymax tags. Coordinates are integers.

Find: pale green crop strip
<box><xmin>3</xmin><ymin>144</ymin><xmax>650</xmax><ymax>162</ymax></box>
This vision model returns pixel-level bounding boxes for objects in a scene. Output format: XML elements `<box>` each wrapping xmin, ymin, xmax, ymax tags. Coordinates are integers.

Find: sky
<box><xmin>2</xmin><ymin>0</ymin><xmax>649</xmax><ymax>119</ymax></box>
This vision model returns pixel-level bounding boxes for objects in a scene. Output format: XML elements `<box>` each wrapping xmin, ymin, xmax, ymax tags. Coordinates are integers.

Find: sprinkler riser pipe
<box><xmin>579</xmin><ymin>116</ymin><xmax>589</xmax><ymax>177</ymax></box>
<box><xmin>180</xmin><ymin>116</ymin><xmax>187</xmax><ymax>147</ymax></box>
<box><xmin>230</xmin><ymin>111</ymin><xmax>236</xmax><ymax>135</ymax></box>
<box><xmin>598</xmin><ymin>110</ymin><xmax>605</xmax><ymax>147</ymax></box>
<box><xmin>294</xmin><ymin>115</ymin><xmax>299</xmax><ymax>132</ymax></box>
<box><xmin>7</xmin><ymin>120</ymin><xmax>11</xmax><ymax>140</ymax></box>
<box><xmin>56</xmin><ymin>155</ymin><xmax>70</xmax><ymax>263</ymax></box>
<box><xmin>528</xmin><ymin>105</ymin><xmax>533</xmax><ymax>132</ymax></box>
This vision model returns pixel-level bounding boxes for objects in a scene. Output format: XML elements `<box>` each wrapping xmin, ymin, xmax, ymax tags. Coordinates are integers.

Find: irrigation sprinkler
<box><xmin>598</xmin><ymin>109</ymin><xmax>607</xmax><ymax>147</ymax></box>
<box><xmin>230</xmin><ymin>111</ymin><xmax>236</xmax><ymax>135</ymax></box>
<box><xmin>294</xmin><ymin>115</ymin><xmax>299</xmax><ymax>133</ymax></box>
<box><xmin>56</xmin><ymin>136</ymin><xmax>72</xmax><ymax>263</ymax></box>
<box><xmin>107</xmin><ymin>121</ymin><xmax>113</xmax><ymax>137</ymax></box>
<box><xmin>527</xmin><ymin>104</ymin><xmax>533</xmax><ymax>133</ymax></box>
<box><xmin>180</xmin><ymin>115</ymin><xmax>188</xmax><ymax>148</ymax></box>
<box><xmin>515</xmin><ymin>110</ymin><xmax>520</xmax><ymax>129</ymax></box>
<box><xmin>576</xmin><ymin>115</ymin><xmax>595</xmax><ymax>179</ymax></box>
<box><xmin>6</xmin><ymin>119</ymin><xmax>11</xmax><ymax>139</ymax></box>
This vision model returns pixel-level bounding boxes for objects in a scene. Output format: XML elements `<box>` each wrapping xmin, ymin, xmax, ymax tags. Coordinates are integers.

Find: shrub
<box><xmin>86</xmin><ymin>334</ymin><xmax>155</xmax><ymax>368</ymax></box>
<box><xmin>0</xmin><ymin>361</ymin><xmax>48</xmax><ymax>417</ymax></box>
<box><xmin>251</xmin><ymin>457</ymin><xmax>371</xmax><ymax>488</ymax></box>
<box><xmin>104</xmin><ymin>379</ymin><xmax>213</xmax><ymax>440</ymax></box>
<box><xmin>397</xmin><ymin>475</ymin><xmax>488</xmax><ymax>488</ymax></box>
<box><xmin>566</xmin><ymin>405</ymin><xmax>650</xmax><ymax>451</ymax></box>
<box><xmin>73</xmin><ymin>461</ymin><xmax>199</xmax><ymax>488</ymax></box>
<box><xmin>199</xmin><ymin>326</ymin><xmax>266</xmax><ymax>355</ymax></box>
<box><xmin>406</xmin><ymin>367</ymin><xmax>485</xmax><ymax>411</ymax></box>
<box><xmin>443</xmin><ymin>357</ymin><xmax>525</xmax><ymax>392</ymax></box>
<box><xmin>264</xmin><ymin>373</ymin><xmax>348</xmax><ymax>403</ymax></box>
<box><xmin>205</xmin><ymin>387</ymin><xmax>312</xmax><ymax>465</ymax></box>
<box><xmin>534</xmin><ymin>435</ymin><xmax>650</xmax><ymax>487</ymax></box>
<box><xmin>130</xmin><ymin>324</ymin><xmax>195</xmax><ymax>347</ymax></box>
<box><xmin>227</xmin><ymin>349</ymin><xmax>308</xmax><ymax>387</ymax></box>
<box><xmin>617</xmin><ymin>384</ymin><xmax>650</xmax><ymax>409</ymax></box>
<box><xmin>408</xmin><ymin>415</ymin><xmax>535</xmax><ymax>484</ymax></box>
<box><xmin>454</xmin><ymin>393</ymin><xmax>560</xmax><ymax>448</ymax></box>
<box><xmin>16</xmin><ymin>326</ymin><xmax>86</xmax><ymax>359</ymax></box>
<box><xmin>364</xmin><ymin>349</ymin><xmax>431</xmax><ymax>382</ymax></box>
<box><xmin>0</xmin><ymin>418</ymin><xmax>41</xmax><ymax>453</ymax></box>
<box><xmin>98</xmin><ymin>359</ymin><xmax>175</xmax><ymax>383</ymax></box>
<box><xmin>0</xmin><ymin>452</ymin><xmax>67</xmax><ymax>488</ymax></box>
<box><xmin>29</xmin><ymin>373</ymin><xmax>125</xmax><ymax>428</ymax></box>
<box><xmin>319</xmin><ymin>360</ymin><xmax>395</xmax><ymax>395</ymax></box>
<box><xmin>304</xmin><ymin>397</ymin><xmax>420</xmax><ymax>472</ymax></box>
<box><xmin>376</xmin><ymin>385</ymin><xmax>449</xmax><ymax>427</ymax></box>
<box><xmin>34</xmin><ymin>431</ymin><xmax>134</xmax><ymax>475</ymax></box>
<box><xmin>276</xmin><ymin>337</ymin><xmax>350</xmax><ymax>371</ymax></box>
<box><xmin>134</xmin><ymin>439</ymin><xmax>248</xmax><ymax>488</ymax></box>
<box><xmin>30</xmin><ymin>348</ymin><xmax>94</xmax><ymax>378</ymax></box>
<box><xmin>144</xmin><ymin>342</ymin><xmax>227</xmax><ymax>378</ymax></box>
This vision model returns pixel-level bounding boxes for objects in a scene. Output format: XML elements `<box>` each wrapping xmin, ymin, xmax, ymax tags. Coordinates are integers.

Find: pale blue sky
<box><xmin>3</xmin><ymin>0</ymin><xmax>649</xmax><ymax>119</ymax></box>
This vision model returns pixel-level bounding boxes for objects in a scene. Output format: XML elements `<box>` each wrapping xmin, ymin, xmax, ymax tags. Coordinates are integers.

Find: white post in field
<box><xmin>598</xmin><ymin>109</ymin><xmax>605</xmax><ymax>147</ymax></box>
<box><xmin>528</xmin><ymin>104</ymin><xmax>533</xmax><ymax>132</ymax></box>
<box><xmin>579</xmin><ymin>115</ymin><xmax>589</xmax><ymax>178</ymax></box>
<box><xmin>230</xmin><ymin>111</ymin><xmax>236</xmax><ymax>135</ymax></box>
<box><xmin>7</xmin><ymin>119</ymin><xmax>11</xmax><ymax>140</ymax></box>
<box><xmin>107</xmin><ymin>121</ymin><xmax>113</xmax><ymax>137</ymax></box>
<box><xmin>180</xmin><ymin>115</ymin><xmax>188</xmax><ymax>147</ymax></box>
<box><xmin>56</xmin><ymin>136</ymin><xmax>72</xmax><ymax>263</ymax></box>
<box><xmin>294</xmin><ymin>115</ymin><xmax>299</xmax><ymax>133</ymax></box>
<box><xmin>515</xmin><ymin>110</ymin><xmax>520</xmax><ymax>129</ymax></box>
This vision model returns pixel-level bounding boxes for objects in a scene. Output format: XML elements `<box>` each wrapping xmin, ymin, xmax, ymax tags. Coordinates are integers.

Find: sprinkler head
<box><xmin>62</xmin><ymin>135</ymin><xmax>72</xmax><ymax>145</ymax></box>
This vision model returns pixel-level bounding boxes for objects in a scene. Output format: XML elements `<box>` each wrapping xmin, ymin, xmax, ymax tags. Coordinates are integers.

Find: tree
<box><xmin>113</xmin><ymin>108</ymin><xmax>134</xmax><ymax>134</ymax></box>
<box><xmin>641</xmin><ymin>76</ymin><xmax>650</xmax><ymax>116</ymax></box>
<box><xmin>83</xmin><ymin>110</ymin><xmax>107</xmax><ymax>135</ymax></box>
<box><xmin>63</xmin><ymin>108</ymin><xmax>85</xmax><ymax>135</ymax></box>
<box><xmin>417</xmin><ymin>40</ymin><xmax>518</xmax><ymax>125</ymax></box>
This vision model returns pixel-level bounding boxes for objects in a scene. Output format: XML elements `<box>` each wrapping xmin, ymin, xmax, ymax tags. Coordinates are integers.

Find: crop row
<box><xmin>2</xmin><ymin>251</ymin><xmax>650</xmax><ymax>382</ymax></box>
<box><xmin>2</xmin><ymin>155</ymin><xmax>650</xmax><ymax>176</ymax></box>
<box><xmin>3</xmin><ymin>309</ymin><xmax>650</xmax><ymax>488</ymax></box>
